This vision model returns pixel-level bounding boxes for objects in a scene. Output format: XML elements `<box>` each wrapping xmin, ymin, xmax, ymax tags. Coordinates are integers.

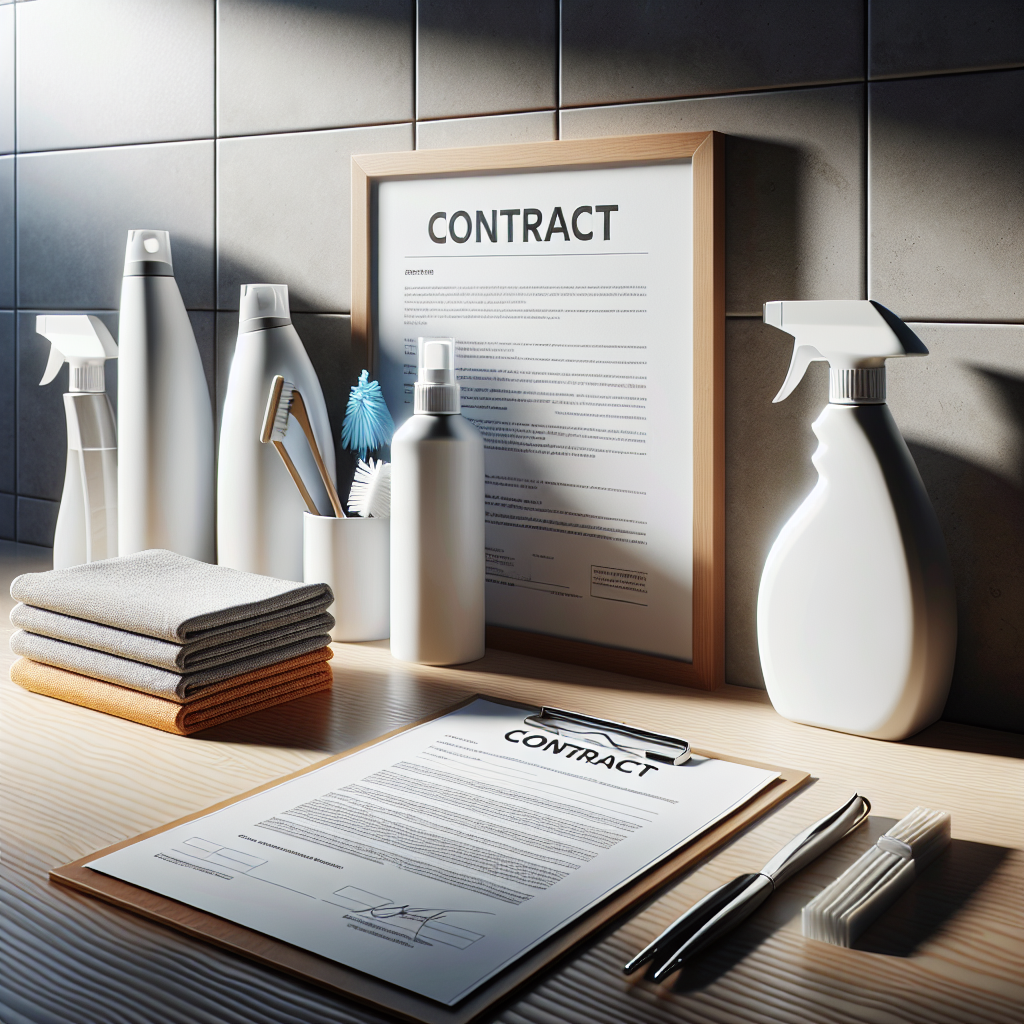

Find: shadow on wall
<box><xmin>725</xmin><ymin>137</ymin><xmax>801</xmax><ymax>312</ymax></box>
<box><xmin>909</xmin><ymin>376</ymin><xmax>1023</xmax><ymax>732</ymax></box>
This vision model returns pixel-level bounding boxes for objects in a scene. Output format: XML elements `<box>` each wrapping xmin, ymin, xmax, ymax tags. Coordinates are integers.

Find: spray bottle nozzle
<box><xmin>420</xmin><ymin>339</ymin><xmax>454</xmax><ymax>384</ymax></box>
<box><xmin>764</xmin><ymin>300</ymin><xmax>928</xmax><ymax>405</ymax></box>
<box><xmin>37</xmin><ymin>315</ymin><xmax>118</xmax><ymax>394</ymax></box>
<box><xmin>415</xmin><ymin>337</ymin><xmax>460</xmax><ymax>413</ymax></box>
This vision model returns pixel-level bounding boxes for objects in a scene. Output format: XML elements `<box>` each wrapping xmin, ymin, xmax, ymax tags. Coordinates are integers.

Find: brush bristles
<box><xmin>268</xmin><ymin>379</ymin><xmax>295</xmax><ymax>441</ymax></box>
<box><xmin>260</xmin><ymin>375</ymin><xmax>290</xmax><ymax>444</ymax></box>
<box><xmin>348</xmin><ymin>458</ymin><xmax>391</xmax><ymax>517</ymax></box>
<box><xmin>341</xmin><ymin>370</ymin><xmax>395</xmax><ymax>460</ymax></box>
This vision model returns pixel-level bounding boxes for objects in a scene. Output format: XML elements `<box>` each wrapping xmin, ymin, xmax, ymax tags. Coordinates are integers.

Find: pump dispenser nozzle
<box><xmin>37</xmin><ymin>315</ymin><xmax>118</xmax><ymax>393</ymax></box>
<box><xmin>415</xmin><ymin>337</ymin><xmax>460</xmax><ymax>413</ymax></box>
<box><xmin>765</xmin><ymin>300</ymin><xmax>927</xmax><ymax>405</ymax></box>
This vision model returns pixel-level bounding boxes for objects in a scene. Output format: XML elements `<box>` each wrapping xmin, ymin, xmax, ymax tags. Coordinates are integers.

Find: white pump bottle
<box><xmin>757</xmin><ymin>300</ymin><xmax>956</xmax><ymax>741</ymax></box>
<box><xmin>117</xmin><ymin>230</ymin><xmax>215</xmax><ymax>561</ymax></box>
<box><xmin>217</xmin><ymin>284</ymin><xmax>337</xmax><ymax>581</ymax></box>
<box><xmin>390</xmin><ymin>338</ymin><xmax>485</xmax><ymax>665</ymax></box>
<box><xmin>36</xmin><ymin>315</ymin><xmax>118</xmax><ymax>569</ymax></box>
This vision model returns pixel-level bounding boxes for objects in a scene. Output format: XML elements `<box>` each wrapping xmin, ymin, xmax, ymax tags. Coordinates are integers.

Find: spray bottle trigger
<box><xmin>774</xmin><ymin>344</ymin><xmax>827</xmax><ymax>403</ymax></box>
<box><xmin>39</xmin><ymin>344</ymin><xmax>66</xmax><ymax>387</ymax></box>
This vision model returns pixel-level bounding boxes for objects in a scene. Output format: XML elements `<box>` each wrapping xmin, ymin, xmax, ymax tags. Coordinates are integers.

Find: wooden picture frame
<box><xmin>352</xmin><ymin>132</ymin><xmax>724</xmax><ymax>689</ymax></box>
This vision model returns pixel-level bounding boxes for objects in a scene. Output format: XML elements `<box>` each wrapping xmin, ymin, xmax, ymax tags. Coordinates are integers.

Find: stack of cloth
<box><xmin>9</xmin><ymin>549</ymin><xmax>335</xmax><ymax>735</ymax></box>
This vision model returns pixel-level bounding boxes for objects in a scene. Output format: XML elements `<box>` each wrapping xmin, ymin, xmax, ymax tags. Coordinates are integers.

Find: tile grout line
<box><xmin>556</xmin><ymin>62</ymin><xmax>1024</xmax><ymax>114</ymax></box>
<box><xmin>15</xmin><ymin>307</ymin><xmax>1024</xmax><ymax>326</ymax></box>
<box><xmin>12</xmin><ymin>0</ymin><xmax>18</xmax><ymax>542</ymax></box>
<box><xmin>213</xmin><ymin>0</ymin><xmax>218</xmax><ymax>391</ymax></box>
<box><xmin>556</xmin><ymin>0</ymin><xmax>562</xmax><ymax>140</ymax></box>
<box><xmin>11</xmin><ymin>63</ymin><xmax>1022</xmax><ymax>161</ymax></box>
<box><xmin>864</xmin><ymin>0</ymin><xmax>870</xmax><ymax>301</ymax></box>
<box><xmin>413</xmin><ymin>0</ymin><xmax>419</xmax><ymax>149</ymax></box>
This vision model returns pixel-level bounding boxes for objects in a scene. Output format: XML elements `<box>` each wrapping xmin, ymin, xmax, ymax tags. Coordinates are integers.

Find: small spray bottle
<box><xmin>390</xmin><ymin>338</ymin><xmax>485</xmax><ymax>665</ymax></box>
<box><xmin>36</xmin><ymin>315</ymin><xmax>119</xmax><ymax>569</ymax></box>
<box><xmin>757</xmin><ymin>300</ymin><xmax>956</xmax><ymax>741</ymax></box>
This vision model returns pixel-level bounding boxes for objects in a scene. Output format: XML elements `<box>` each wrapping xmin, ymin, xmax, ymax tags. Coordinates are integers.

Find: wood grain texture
<box><xmin>1</xmin><ymin>540</ymin><xmax>1022</xmax><ymax>1024</ymax></box>
<box><xmin>350</xmin><ymin>133</ymin><xmax>725</xmax><ymax>690</ymax></box>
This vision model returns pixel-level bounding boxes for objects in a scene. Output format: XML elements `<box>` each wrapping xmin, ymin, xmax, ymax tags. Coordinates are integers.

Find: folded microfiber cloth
<box><xmin>10</xmin><ymin>602</ymin><xmax>335</xmax><ymax>672</ymax></box>
<box><xmin>9</xmin><ymin>549</ymin><xmax>333</xmax><ymax>643</ymax></box>
<box><xmin>10</xmin><ymin>630</ymin><xmax>333</xmax><ymax>700</ymax></box>
<box><xmin>10</xmin><ymin>649</ymin><xmax>333</xmax><ymax>735</ymax></box>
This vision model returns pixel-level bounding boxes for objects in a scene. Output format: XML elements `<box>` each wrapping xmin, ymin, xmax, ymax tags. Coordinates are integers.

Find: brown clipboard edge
<box><xmin>351</xmin><ymin>131</ymin><xmax>726</xmax><ymax>692</ymax></box>
<box><xmin>49</xmin><ymin>695</ymin><xmax>809</xmax><ymax>1024</ymax></box>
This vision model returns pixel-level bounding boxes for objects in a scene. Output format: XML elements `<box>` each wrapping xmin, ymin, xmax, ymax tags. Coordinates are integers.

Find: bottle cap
<box><xmin>239</xmin><ymin>284</ymin><xmax>292</xmax><ymax>334</ymax></box>
<box><xmin>123</xmin><ymin>229</ymin><xmax>174</xmax><ymax>277</ymax></box>
<box><xmin>415</xmin><ymin>337</ymin><xmax>460</xmax><ymax>414</ymax></box>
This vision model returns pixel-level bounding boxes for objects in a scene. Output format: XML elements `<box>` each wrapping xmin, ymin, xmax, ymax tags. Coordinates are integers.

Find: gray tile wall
<box><xmin>3</xmin><ymin>0</ymin><xmax>1020</xmax><ymax>730</ymax></box>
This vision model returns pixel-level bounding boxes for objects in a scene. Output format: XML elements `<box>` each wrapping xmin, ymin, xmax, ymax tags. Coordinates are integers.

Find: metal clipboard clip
<box><xmin>523</xmin><ymin>706</ymin><xmax>691</xmax><ymax>766</ymax></box>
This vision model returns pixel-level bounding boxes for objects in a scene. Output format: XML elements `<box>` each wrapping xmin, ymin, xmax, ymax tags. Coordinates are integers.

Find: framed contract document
<box><xmin>352</xmin><ymin>133</ymin><xmax>724</xmax><ymax>689</ymax></box>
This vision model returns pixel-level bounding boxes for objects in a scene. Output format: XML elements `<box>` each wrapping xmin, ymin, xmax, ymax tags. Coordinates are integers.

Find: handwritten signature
<box><xmin>350</xmin><ymin>902</ymin><xmax>493</xmax><ymax>941</ymax></box>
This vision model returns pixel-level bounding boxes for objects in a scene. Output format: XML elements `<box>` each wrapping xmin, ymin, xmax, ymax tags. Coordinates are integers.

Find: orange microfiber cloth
<box><xmin>10</xmin><ymin>647</ymin><xmax>333</xmax><ymax>735</ymax></box>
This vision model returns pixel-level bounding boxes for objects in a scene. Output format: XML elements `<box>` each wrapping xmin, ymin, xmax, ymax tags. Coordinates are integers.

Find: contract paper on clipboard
<box><xmin>87</xmin><ymin>698</ymin><xmax>778</xmax><ymax>1006</ymax></box>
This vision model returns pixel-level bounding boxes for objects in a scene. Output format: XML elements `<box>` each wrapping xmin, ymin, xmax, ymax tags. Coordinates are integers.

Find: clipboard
<box><xmin>50</xmin><ymin>696</ymin><xmax>809</xmax><ymax>1024</ymax></box>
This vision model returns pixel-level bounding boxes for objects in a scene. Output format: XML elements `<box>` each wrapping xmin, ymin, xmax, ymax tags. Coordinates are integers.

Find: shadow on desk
<box><xmin>665</xmin><ymin>825</ymin><xmax>1010</xmax><ymax>992</ymax></box>
<box><xmin>192</xmin><ymin>660</ymin><xmax>472</xmax><ymax>753</ymax></box>
<box><xmin>854</xmin><ymin>837</ymin><xmax>1010</xmax><ymax>958</ymax></box>
<box><xmin>189</xmin><ymin>640</ymin><xmax>772</xmax><ymax>754</ymax></box>
<box><xmin>905</xmin><ymin>720</ymin><xmax>1024</xmax><ymax>760</ymax></box>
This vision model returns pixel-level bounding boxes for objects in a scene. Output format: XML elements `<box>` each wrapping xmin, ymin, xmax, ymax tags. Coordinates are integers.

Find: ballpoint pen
<box><xmin>623</xmin><ymin>792</ymin><xmax>871</xmax><ymax>980</ymax></box>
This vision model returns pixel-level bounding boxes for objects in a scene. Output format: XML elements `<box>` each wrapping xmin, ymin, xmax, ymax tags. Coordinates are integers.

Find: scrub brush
<box><xmin>802</xmin><ymin>806</ymin><xmax>951</xmax><ymax>947</ymax></box>
<box><xmin>348</xmin><ymin>458</ymin><xmax>392</xmax><ymax>518</ymax></box>
<box><xmin>341</xmin><ymin>370</ymin><xmax>395</xmax><ymax>460</ymax></box>
<box><xmin>261</xmin><ymin>375</ymin><xmax>345</xmax><ymax>517</ymax></box>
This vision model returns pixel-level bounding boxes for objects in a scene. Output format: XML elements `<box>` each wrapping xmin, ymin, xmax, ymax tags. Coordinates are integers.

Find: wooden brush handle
<box><xmin>289</xmin><ymin>390</ymin><xmax>346</xmax><ymax>517</ymax></box>
<box><xmin>271</xmin><ymin>440</ymin><xmax>319</xmax><ymax>515</ymax></box>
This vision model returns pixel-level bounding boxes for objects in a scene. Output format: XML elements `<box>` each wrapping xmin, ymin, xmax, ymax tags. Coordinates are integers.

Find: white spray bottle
<box><xmin>390</xmin><ymin>338</ymin><xmax>485</xmax><ymax>665</ymax></box>
<box><xmin>36</xmin><ymin>315</ymin><xmax>118</xmax><ymax>569</ymax></box>
<box><xmin>217</xmin><ymin>284</ymin><xmax>337</xmax><ymax>581</ymax></box>
<box><xmin>117</xmin><ymin>230</ymin><xmax>215</xmax><ymax>561</ymax></box>
<box><xmin>757</xmin><ymin>300</ymin><xmax>956</xmax><ymax>740</ymax></box>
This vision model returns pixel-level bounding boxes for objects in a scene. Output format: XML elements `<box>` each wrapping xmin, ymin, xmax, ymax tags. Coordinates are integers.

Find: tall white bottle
<box><xmin>757</xmin><ymin>300</ymin><xmax>957</xmax><ymax>741</ymax></box>
<box><xmin>36</xmin><ymin>315</ymin><xmax>119</xmax><ymax>569</ymax></box>
<box><xmin>391</xmin><ymin>338</ymin><xmax>485</xmax><ymax>665</ymax></box>
<box><xmin>217</xmin><ymin>284</ymin><xmax>337</xmax><ymax>582</ymax></box>
<box><xmin>117</xmin><ymin>230</ymin><xmax>214</xmax><ymax>561</ymax></box>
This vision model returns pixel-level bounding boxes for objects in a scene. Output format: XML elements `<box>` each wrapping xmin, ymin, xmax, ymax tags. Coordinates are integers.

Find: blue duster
<box><xmin>341</xmin><ymin>370</ymin><xmax>395</xmax><ymax>460</ymax></box>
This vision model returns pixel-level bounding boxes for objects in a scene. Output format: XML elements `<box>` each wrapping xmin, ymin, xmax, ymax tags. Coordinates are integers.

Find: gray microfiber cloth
<box><xmin>10</xmin><ymin>603</ymin><xmax>335</xmax><ymax>672</ymax></box>
<box><xmin>10</xmin><ymin>630</ymin><xmax>333</xmax><ymax>701</ymax></box>
<box><xmin>9</xmin><ymin>549</ymin><xmax>333</xmax><ymax>643</ymax></box>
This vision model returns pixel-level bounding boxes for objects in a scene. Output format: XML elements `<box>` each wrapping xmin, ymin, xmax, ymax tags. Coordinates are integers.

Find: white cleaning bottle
<box><xmin>217</xmin><ymin>284</ymin><xmax>337</xmax><ymax>581</ymax></box>
<box><xmin>390</xmin><ymin>337</ymin><xmax>485</xmax><ymax>665</ymax></box>
<box><xmin>757</xmin><ymin>300</ymin><xmax>956</xmax><ymax>740</ymax></box>
<box><xmin>117</xmin><ymin>230</ymin><xmax>215</xmax><ymax>561</ymax></box>
<box><xmin>36</xmin><ymin>315</ymin><xmax>118</xmax><ymax>569</ymax></box>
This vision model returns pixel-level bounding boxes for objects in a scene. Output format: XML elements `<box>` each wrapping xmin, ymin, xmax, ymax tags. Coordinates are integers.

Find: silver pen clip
<box><xmin>761</xmin><ymin>792</ymin><xmax>871</xmax><ymax>887</ymax></box>
<box><xmin>523</xmin><ymin>707</ymin><xmax>690</xmax><ymax>765</ymax></box>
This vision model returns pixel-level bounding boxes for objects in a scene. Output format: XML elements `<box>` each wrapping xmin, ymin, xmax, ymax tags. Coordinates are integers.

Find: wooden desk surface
<box><xmin>1</xmin><ymin>540</ymin><xmax>1021</xmax><ymax>1024</ymax></box>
